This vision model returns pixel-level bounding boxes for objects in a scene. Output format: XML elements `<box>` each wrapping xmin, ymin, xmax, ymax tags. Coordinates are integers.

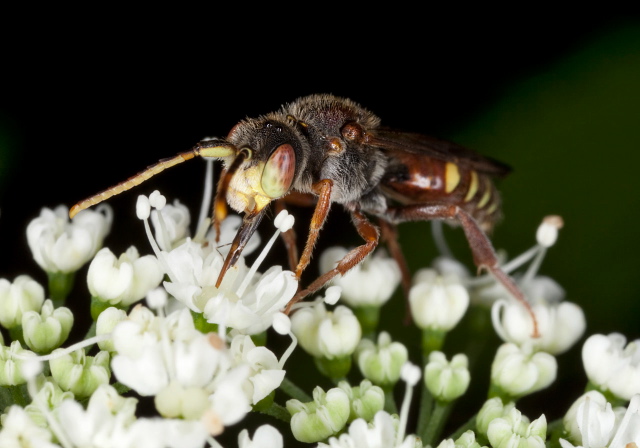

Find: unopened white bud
<box><xmin>149</xmin><ymin>190</ymin><xmax>166</xmax><ymax>210</ymax></box>
<box><xmin>136</xmin><ymin>195</ymin><xmax>151</xmax><ymax>220</ymax></box>
<box><xmin>536</xmin><ymin>215</ymin><xmax>563</xmax><ymax>247</ymax></box>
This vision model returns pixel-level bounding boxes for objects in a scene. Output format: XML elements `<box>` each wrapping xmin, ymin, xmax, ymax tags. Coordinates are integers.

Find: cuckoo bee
<box><xmin>71</xmin><ymin>94</ymin><xmax>537</xmax><ymax>334</ymax></box>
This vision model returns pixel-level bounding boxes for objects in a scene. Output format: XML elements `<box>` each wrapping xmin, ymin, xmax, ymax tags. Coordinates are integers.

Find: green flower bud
<box><xmin>24</xmin><ymin>377</ymin><xmax>74</xmax><ymax>426</ymax></box>
<box><xmin>476</xmin><ymin>398</ymin><xmax>516</xmax><ymax>437</ymax></box>
<box><xmin>0</xmin><ymin>275</ymin><xmax>45</xmax><ymax>329</ymax></box>
<box><xmin>338</xmin><ymin>380</ymin><xmax>385</xmax><ymax>422</ymax></box>
<box><xmin>437</xmin><ymin>430</ymin><xmax>488</xmax><ymax>448</ymax></box>
<box><xmin>22</xmin><ymin>299</ymin><xmax>73</xmax><ymax>353</ymax></box>
<box><xmin>49</xmin><ymin>349</ymin><xmax>110</xmax><ymax>398</ymax></box>
<box><xmin>0</xmin><ymin>341</ymin><xmax>36</xmax><ymax>386</ymax></box>
<box><xmin>487</xmin><ymin>408</ymin><xmax>546</xmax><ymax>448</ymax></box>
<box><xmin>155</xmin><ymin>380</ymin><xmax>210</xmax><ymax>420</ymax></box>
<box><xmin>356</xmin><ymin>331</ymin><xmax>408</xmax><ymax>387</ymax></box>
<box><xmin>286</xmin><ymin>385</ymin><xmax>350</xmax><ymax>443</ymax></box>
<box><xmin>425</xmin><ymin>351</ymin><xmax>470</xmax><ymax>402</ymax></box>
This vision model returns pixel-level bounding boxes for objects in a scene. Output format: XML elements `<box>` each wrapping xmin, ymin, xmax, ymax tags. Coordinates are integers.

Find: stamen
<box><xmin>431</xmin><ymin>220</ymin><xmax>453</xmax><ymax>259</ymax></box>
<box><xmin>273</xmin><ymin>313</ymin><xmax>297</xmax><ymax>369</ymax></box>
<box><xmin>490</xmin><ymin>299</ymin><xmax>510</xmax><ymax>342</ymax></box>
<box><xmin>198</xmin><ymin>158</ymin><xmax>215</xmax><ymax>232</ymax></box>
<box><xmin>397</xmin><ymin>362</ymin><xmax>421</xmax><ymax>445</ymax></box>
<box><xmin>10</xmin><ymin>334</ymin><xmax>112</xmax><ymax>361</ymax></box>
<box><xmin>236</xmin><ymin>210</ymin><xmax>295</xmax><ymax>297</ymax></box>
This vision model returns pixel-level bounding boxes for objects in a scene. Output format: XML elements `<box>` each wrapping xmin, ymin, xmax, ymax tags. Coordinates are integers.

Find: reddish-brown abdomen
<box><xmin>381</xmin><ymin>149</ymin><xmax>501</xmax><ymax>231</ymax></box>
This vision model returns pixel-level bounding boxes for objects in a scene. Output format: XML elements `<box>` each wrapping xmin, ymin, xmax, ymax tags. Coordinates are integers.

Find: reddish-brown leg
<box><xmin>294</xmin><ymin>179</ymin><xmax>334</xmax><ymax>279</ymax></box>
<box><xmin>386</xmin><ymin>203</ymin><xmax>539</xmax><ymax>338</ymax></box>
<box><xmin>285</xmin><ymin>208</ymin><xmax>379</xmax><ymax>314</ymax></box>
<box><xmin>378</xmin><ymin>219</ymin><xmax>413</xmax><ymax>324</ymax></box>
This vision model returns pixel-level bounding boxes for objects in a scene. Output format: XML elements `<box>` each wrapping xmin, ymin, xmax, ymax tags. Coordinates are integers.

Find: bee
<box><xmin>71</xmin><ymin>94</ymin><xmax>537</xmax><ymax>334</ymax></box>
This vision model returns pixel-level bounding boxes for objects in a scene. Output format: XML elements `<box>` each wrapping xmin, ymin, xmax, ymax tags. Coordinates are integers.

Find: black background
<box><xmin>1</xmin><ymin>12</ymin><xmax>639</xmax><ymax>444</ymax></box>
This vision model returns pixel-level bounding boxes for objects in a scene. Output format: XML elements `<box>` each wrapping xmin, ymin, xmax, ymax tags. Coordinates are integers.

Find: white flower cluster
<box><xmin>1</xmin><ymin>176</ymin><xmax>640</xmax><ymax>448</ymax></box>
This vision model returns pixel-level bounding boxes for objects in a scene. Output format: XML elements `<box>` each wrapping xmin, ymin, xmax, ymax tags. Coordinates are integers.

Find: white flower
<box><xmin>88</xmin><ymin>246</ymin><xmax>164</xmax><ymax>307</ymax></box>
<box><xmin>0</xmin><ymin>275</ymin><xmax>45</xmax><ymax>329</ymax></box>
<box><xmin>319</xmin><ymin>247</ymin><xmax>401</xmax><ymax>307</ymax></box>
<box><xmin>110</xmin><ymin>307</ymin><xmax>251</xmax><ymax>427</ymax></box>
<box><xmin>582</xmin><ymin>333</ymin><xmax>640</xmax><ymax>400</ymax></box>
<box><xmin>491</xmin><ymin>343</ymin><xmax>556</xmax><ymax>399</ymax></box>
<box><xmin>27</xmin><ymin>204</ymin><xmax>112</xmax><ymax>273</ymax></box>
<box><xmin>492</xmin><ymin>278</ymin><xmax>585</xmax><ymax>355</ymax></box>
<box><xmin>560</xmin><ymin>394</ymin><xmax>640</xmax><ymax>448</ymax></box>
<box><xmin>238</xmin><ymin>424</ymin><xmax>284</xmax><ymax>448</ymax></box>
<box><xmin>161</xmin><ymin>237</ymin><xmax>296</xmax><ymax>335</ymax></box>
<box><xmin>291</xmin><ymin>302</ymin><xmax>362</xmax><ymax>360</ymax></box>
<box><xmin>229</xmin><ymin>334</ymin><xmax>286</xmax><ymax>405</ymax></box>
<box><xmin>206</xmin><ymin>214</ymin><xmax>262</xmax><ymax>257</ymax></box>
<box><xmin>202</xmin><ymin>265</ymin><xmax>298</xmax><ymax>335</ymax></box>
<box><xmin>0</xmin><ymin>341</ymin><xmax>37</xmax><ymax>386</ymax></box>
<box><xmin>318</xmin><ymin>410</ymin><xmax>422</xmax><ymax>448</ymax></box>
<box><xmin>409</xmin><ymin>267</ymin><xmax>469</xmax><ymax>331</ymax></box>
<box><xmin>151</xmin><ymin>199</ymin><xmax>191</xmax><ymax>250</ymax></box>
<box><xmin>0</xmin><ymin>406</ymin><xmax>58</xmax><ymax>448</ymax></box>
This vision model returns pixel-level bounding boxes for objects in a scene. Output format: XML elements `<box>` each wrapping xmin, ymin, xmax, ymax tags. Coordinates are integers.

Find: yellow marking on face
<box><xmin>464</xmin><ymin>171</ymin><xmax>478</xmax><ymax>202</ymax></box>
<box><xmin>445</xmin><ymin>162</ymin><xmax>460</xmax><ymax>193</ymax></box>
<box><xmin>486</xmin><ymin>201</ymin><xmax>498</xmax><ymax>215</ymax></box>
<box><xmin>227</xmin><ymin>163</ymin><xmax>271</xmax><ymax>213</ymax></box>
<box><xmin>478</xmin><ymin>187</ymin><xmax>491</xmax><ymax>208</ymax></box>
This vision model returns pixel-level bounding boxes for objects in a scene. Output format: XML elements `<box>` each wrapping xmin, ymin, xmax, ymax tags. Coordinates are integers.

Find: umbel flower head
<box><xmin>27</xmin><ymin>204</ymin><xmax>112</xmax><ymax>274</ymax></box>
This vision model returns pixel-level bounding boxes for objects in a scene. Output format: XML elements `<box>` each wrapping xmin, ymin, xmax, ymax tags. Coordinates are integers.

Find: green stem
<box><xmin>422</xmin><ymin>400</ymin><xmax>453</xmax><ymax>446</ymax></box>
<box><xmin>48</xmin><ymin>271</ymin><xmax>76</xmax><ymax>307</ymax></box>
<box><xmin>280</xmin><ymin>377</ymin><xmax>311</xmax><ymax>402</ymax></box>
<box><xmin>421</xmin><ymin>329</ymin><xmax>446</xmax><ymax>358</ymax></box>
<box><xmin>383</xmin><ymin>386</ymin><xmax>398</xmax><ymax>415</ymax></box>
<box><xmin>255</xmin><ymin>401</ymin><xmax>291</xmax><ymax>423</ymax></box>
<box><xmin>353</xmin><ymin>306</ymin><xmax>381</xmax><ymax>338</ymax></box>
<box><xmin>416</xmin><ymin>383</ymin><xmax>434</xmax><ymax>438</ymax></box>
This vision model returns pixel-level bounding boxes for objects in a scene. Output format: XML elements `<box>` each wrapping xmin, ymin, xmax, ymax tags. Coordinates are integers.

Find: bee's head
<box><xmin>214</xmin><ymin>118</ymin><xmax>304</xmax><ymax>287</ymax></box>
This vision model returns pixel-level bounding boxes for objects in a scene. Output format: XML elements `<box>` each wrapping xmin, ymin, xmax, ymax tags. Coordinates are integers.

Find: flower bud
<box><xmin>24</xmin><ymin>377</ymin><xmax>75</xmax><ymax>426</ymax></box>
<box><xmin>487</xmin><ymin>409</ymin><xmax>546</xmax><ymax>448</ymax></box>
<box><xmin>356</xmin><ymin>331</ymin><xmax>408</xmax><ymax>387</ymax></box>
<box><xmin>0</xmin><ymin>341</ymin><xmax>37</xmax><ymax>386</ymax></box>
<box><xmin>491</xmin><ymin>343</ymin><xmax>556</xmax><ymax>400</ymax></box>
<box><xmin>562</xmin><ymin>390</ymin><xmax>619</xmax><ymax>446</ymax></box>
<box><xmin>0</xmin><ymin>275</ymin><xmax>45</xmax><ymax>329</ymax></box>
<box><xmin>155</xmin><ymin>380</ymin><xmax>210</xmax><ymax>420</ymax></box>
<box><xmin>291</xmin><ymin>303</ymin><xmax>362</xmax><ymax>360</ymax></box>
<box><xmin>338</xmin><ymin>380</ymin><xmax>385</xmax><ymax>423</ymax></box>
<box><xmin>319</xmin><ymin>247</ymin><xmax>401</xmax><ymax>308</ymax></box>
<box><xmin>476</xmin><ymin>398</ymin><xmax>517</xmax><ymax>437</ymax></box>
<box><xmin>582</xmin><ymin>333</ymin><xmax>640</xmax><ymax>400</ymax></box>
<box><xmin>87</xmin><ymin>246</ymin><xmax>164</xmax><ymax>308</ymax></box>
<box><xmin>22</xmin><ymin>299</ymin><xmax>73</xmax><ymax>353</ymax></box>
<box><xmin>425</xmin><ymin>351</ymin><xmax>470</xmax><ymax>402</ymax></box>
<box><xmin>286</xmin><ymin>385</ymin><xmax>350</xmax><ymax>443</ymax></box>
<box><xmin>437</xmin><ymin>430</ymin><xmax>487</xmax><ymax>448</ymax></box>
<box><xmin>409</xmin><ymin>268</ymin><xmax>469</xmax><ymax>332</ymax></box>
<box><xmin>96</xmin><ymin>307</ymin><xmax>127</xmax><ymax>352</ymax></box>
<box><xmin>49</xmin><ymin>349</ymin><xmax>111</xmax><ymax>398</ymax></box>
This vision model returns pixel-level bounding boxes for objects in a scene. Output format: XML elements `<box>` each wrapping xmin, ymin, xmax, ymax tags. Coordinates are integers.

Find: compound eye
<box><xmin>261</xmin><ymin>143</ymin><xmax>296</xmax><ymax>199</ymax></box>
